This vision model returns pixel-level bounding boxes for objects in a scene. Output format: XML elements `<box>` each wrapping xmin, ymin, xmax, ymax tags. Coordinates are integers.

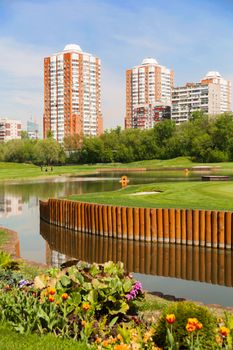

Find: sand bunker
<box><xmin>131</xmin><ymin>191</ymin><xmax>160</xmax><ymax>196</ymax></box>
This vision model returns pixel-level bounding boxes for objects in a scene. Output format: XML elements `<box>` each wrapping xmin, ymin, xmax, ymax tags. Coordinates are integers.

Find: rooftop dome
<box><xmin>141</xmin><ymin>57</ymin><xmax>158</xmax><ymax>65</ymax></box>
<box><xmin>63</xmin><ymin>44</ymin><xmax>82</xmax><ymax>52</ymax></box>
<box><xmin>205</xmin><ymin>71</ymin><xmax>221</xmax><ymax>78</ymax></box>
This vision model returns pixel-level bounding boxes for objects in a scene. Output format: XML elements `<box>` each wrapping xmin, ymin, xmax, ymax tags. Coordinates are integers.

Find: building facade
<box><xmin>0</xmin><ymin>118</ymin><xmax>22</xmax><ymax>141</ymax></box>
<box><xmin>172</xmin><ymin>72</ymin><xmax>231</xmax><ymax>124</ymax></box>
<box><xmin>43</xmin><ymin>44</ymin><xmax>103</xmax><ymax>142</ymax></box>
<box><xmin>27</xmin><ymin>120</ymin><xmax>39</xmax><ymax>139</ymax></box>
<box><xmin>125</xmin><ymin>58</ymin><xmax>174</xmax><ymax>129</ymax></box>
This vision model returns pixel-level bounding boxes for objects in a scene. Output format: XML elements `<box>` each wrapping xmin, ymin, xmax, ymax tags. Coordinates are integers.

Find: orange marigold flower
<box><xmin>117</xmin><ymin>334</ymin><xmax>123</xmax><ymax>342</ymax></box>
<box><xmin>48</xmin><ymin>287</ymin><xmax>56</xmax><ymax>295</ymax></box>
<box><xmin>102</xmin><ymin>339</ymin><xmax>110</xmax><ymax>347</ymax></box>
<box><xmin>48</xmin><ymin>295</ymin><xmax>55</xmax><ymax>302</ymax></box>
<box><xmin>61</xmin><ymin>293</ymin><xmax>69</xmax><ymax>300</ymax></box>
<box><xmin>95</xmin><ymin>337</ymin><xmax>101</xmax><ymax>343</ymax></box>
<box><xmin>166</xmin><ymin>314</ymin><xmax>176</xmax><ymax>324</ymax></box>
<box><xmin>219</xmin><ymin>326</ymin><xmax>230</xmax><ymax>337</ymax></box>
<box><xmin>82</xmin><ymin>303</ymin><xmax>90</xmax><ymax>311</ymax></box>
<box><xmin>114</xmin><ymin>345</ymin><xmax>130</xmax><ymax>350</ymax></box>
<box><xmin>216</xmin><ymin>335</ymin><xmax>223</xmax><ymax>344</ymax></box>
<box><xmin>186</xmin><ymin>323</ymin><xmax>196</xmax><ymax>332</ymax></box>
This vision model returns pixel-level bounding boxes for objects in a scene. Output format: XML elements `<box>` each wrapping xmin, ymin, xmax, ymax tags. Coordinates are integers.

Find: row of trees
<box><xmin>1</xmin><ymin>112</ymin><xmax>233</xmax><ymax>165</ymax></box>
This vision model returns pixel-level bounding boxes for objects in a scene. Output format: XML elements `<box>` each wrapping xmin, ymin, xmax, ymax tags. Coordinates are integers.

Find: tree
<box><xmin>33</xmin><ymin>139</ymin><xmax>65</xmax><ymax>165</ymax></box>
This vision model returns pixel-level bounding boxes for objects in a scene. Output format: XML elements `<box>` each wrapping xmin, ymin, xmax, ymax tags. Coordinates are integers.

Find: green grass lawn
<box><xmin>69</xmin><ymin>181</ymin><xmax>233</xmax><ymax>211</ymax></box>
<box><xmin>0</xmin><ymin>323</ymin><xmax>93</xmax><ymax>350</ymax></box>
<box><xmin>0</xmin><ymin>229</ymin><xmax>9</xmax><ymax>247</ymax></box>
<box><xmin>1</xmin><ymin>157</ymin><xmax>233</xmax><ymax>181</ymax></box>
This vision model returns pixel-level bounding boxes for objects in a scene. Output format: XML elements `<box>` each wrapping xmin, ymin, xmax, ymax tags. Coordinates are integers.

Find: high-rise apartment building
<box><xmin>125</xmin><ymin>58</ymin><xmax>174</xmax><ymax>129</ymax></box>
<box><xmin>43</xmin><ymin>44</ymin><xmax>103</xmax><ymax>142</ymax></box>
<box><xmin>27</xmin><ymin>120</ymin><xmax>39</xmax><ymax>139</ymax></box>
<box><xmin>0</xmin><ymin>118</ymin><xmax>22</xmax><ymax>141</ymax></box>
<box><xmin>172</xmin><ymin>72</ymin><xmax>231</xmax><ymax>124</ymax></box>
<box><xmin>201</xmin><ymin>71</ymin><xmax>231</xmax><ymax>113</ymax></box>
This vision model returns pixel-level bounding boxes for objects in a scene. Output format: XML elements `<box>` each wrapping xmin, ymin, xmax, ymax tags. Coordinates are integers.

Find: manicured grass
<box><xmin>0</xmin><ymin>230</ymin><xmax>9</xmax><ymax>247</ymax></box>
<box><xmin>1</xmin><ymin>157</ymin><xmax>233</xmax><ymax>181</ymax></box>
<box><xmin>0</xmin><ymin>323</ymin><xmax>92</xmax><ymax>350</ymax></box>
<box><xmin>69</xmin><ymin>181</ymin><xmax>233</xmax><ymax>210</ymax></box>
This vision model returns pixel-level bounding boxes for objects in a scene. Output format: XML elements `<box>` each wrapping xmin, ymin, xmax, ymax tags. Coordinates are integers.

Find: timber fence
<box><xmin>40</xmin><ymin>198</ymin><xmax>233</xmax><ymax>249</ymax></box>
<box><xmin>40</xmin><ymin>220</ymin><xmax>233</xmax><ymax>287</ymax></box>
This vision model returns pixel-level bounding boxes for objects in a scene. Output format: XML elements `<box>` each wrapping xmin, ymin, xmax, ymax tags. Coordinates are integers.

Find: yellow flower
<box><xmin>166</xmin><ymin>314</ymin><xmax>176</xmax><ymax>324</ymax></box>
<box><xmin>82</xmin><ymin>302</ymin><xmax>90</xmax><ymax>311</ymax></box>
<box><xmin>187</xmin><ymin>318</ymin><xmax>199</xmax><ymax>326</ymax></box>
<box><xmin>216</xmin><ymin>335</ymin><xmax>223</xmax><ymax>344</ymax></box>
<box><xmin>81</xmin><ymin>320</ymin><xmax>87</xmax><ymax>327</ymax></box>
<box><xmin>117</xmin><ymin>334</ymin><xmax>123</xmax><ymax>342</ymax></box>
<box><xmin>186</xmin><ymin>323</ymin><xmax>196</xmax><ymax>332</ymax></box>
<box><xmin>219</xmin><ymin>326</ymin><xmax>230</xmax><ymax>337</ymax></box>
<box><xmin>48</xmin><ymin>287</ymin><xmax>56</xmax><ymax>295</ymax></box>
<box><xmin>143</xmin><ymin>330</ymin><xmax>152</xmax><ymax>343</ymax></box>
<box><xmin>102</xmin><ymin>339</ymin><xmax>110</xmax><ymax>347</ymax></box>
<box><xmin>114</xmin><ymin>345</ymin><xmax>130</xmax><ymax>350</ymax></box>
<box><xmin>61</xmin><ymin>292</ymin><xmax>69</xmax><ymax>300</ymax></box>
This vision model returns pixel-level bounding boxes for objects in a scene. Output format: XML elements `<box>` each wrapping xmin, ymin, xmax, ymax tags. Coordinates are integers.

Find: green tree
<box><xmin>33</xmin><ymin>139</ymin><xmax>65</xmax><ymax>165</ymax></box>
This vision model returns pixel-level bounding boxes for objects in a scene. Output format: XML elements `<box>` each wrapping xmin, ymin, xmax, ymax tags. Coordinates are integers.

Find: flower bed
<box><xmin>0</xmin><ymin>256</ymin><xmax>232</xmax><ymax>349</ymax></box>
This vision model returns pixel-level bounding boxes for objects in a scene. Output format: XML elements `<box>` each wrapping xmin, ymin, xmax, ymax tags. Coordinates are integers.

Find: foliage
<box><xmin>0</xmin><ymin>261</ymin><xmax>144</xmax><ymax>342</ymax></box>
<box><xmin>223</xmin><ymin>312</ymin><xmax>233</xmax><ymax>348</ymax></box>
<box><xmin>154</xmin><ymin>301</ymin><xmax>218</xmax><ymax>349</ymax></box>
<box><xmin>0</xmin><ymin>322</ymin><xmax>94</xmax><ymax>350</ymax></box>
<box><xmin>0</xmin><ymin>260</ymin><xmax>232</xmax><ymax>349</ymax></box>
<box><xmin>0</xmin><ymin>251</ymin><xmax>19</xmax><ymax>270</ymax></box>
<box><xmin>2</xmin><ymin>113</ymin><xmax>233</xmax><ymax>165</ymax></box>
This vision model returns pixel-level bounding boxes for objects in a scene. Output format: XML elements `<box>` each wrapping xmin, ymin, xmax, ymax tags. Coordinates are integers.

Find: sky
<box><xmin>0</xmin><ymin>0</ymin><xmax>233</xmax><ymax>133</ymax></box>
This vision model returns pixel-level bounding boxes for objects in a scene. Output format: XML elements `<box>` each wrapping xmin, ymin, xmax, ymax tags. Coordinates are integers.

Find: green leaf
<box><xmin>60</xmin><ymin>275</ymin><xmax>71</xmax><ymax>287</ymax></box>
<box><xmin>109</xmin><ymin>316</ymin><xmax>118</xmax><ymax>328</ymax></box>
<box><xmin>89</xmin><ymin>264</ymin><xmax>100</xmax><ymax>277</ymax></box>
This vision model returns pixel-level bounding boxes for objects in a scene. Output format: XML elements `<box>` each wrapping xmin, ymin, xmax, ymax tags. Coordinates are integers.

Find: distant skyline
<box><xmin>0</xmin><ymin>0</ymin><xmax>233</xmax><ymax>133</ymax></box>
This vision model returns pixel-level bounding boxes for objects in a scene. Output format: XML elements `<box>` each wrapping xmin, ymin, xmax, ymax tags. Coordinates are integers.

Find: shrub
<box><xmin>154</xmin><ymin>301</ymin><xmax>218</xmax><ymax>349</ymax></box>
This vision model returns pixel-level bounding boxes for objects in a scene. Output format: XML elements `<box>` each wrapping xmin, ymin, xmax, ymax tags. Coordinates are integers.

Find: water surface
<box><xmin>0</xmin><ymin>171</ymin><xmax>232</xmax><ymax>306</ymax></box>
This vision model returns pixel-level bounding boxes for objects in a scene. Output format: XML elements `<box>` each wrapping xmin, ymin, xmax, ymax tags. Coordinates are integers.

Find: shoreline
<box><xmin>0</xmin><ymin>226</ymin><xmax>232</xmax><ymax>313</ymax></box>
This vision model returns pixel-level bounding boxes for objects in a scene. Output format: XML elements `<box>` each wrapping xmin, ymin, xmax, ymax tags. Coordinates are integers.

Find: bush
<box><xmin>154</xmin><ymin>301</ymin><xmax>218</xmax><ymax>349</ymax></box>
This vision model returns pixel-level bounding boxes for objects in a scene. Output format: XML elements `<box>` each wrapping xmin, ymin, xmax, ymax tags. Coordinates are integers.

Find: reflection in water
<box><xmin>40</xmin><ymin>220</ymin><xmax>233</xmax><ymax>288</ymax></box>
<box><xmin>0</xmin><ymin>194</ymin><xmax>23</xmax><ymax>218</ymax></box>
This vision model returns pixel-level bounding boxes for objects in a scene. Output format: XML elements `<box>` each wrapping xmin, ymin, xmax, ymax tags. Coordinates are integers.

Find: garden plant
<box><xmin>0</xmin><ymin>257</ymin><xmax>232</xmax><ymax>349</ymax></box>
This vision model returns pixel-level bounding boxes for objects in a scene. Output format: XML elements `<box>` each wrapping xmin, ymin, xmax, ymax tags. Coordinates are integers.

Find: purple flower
<box><xmin>18</xmin><ymin>279</ymin><xmax>33</xmax><ymax>288</ymax></box>
<box><xmin>126</xmin><ymin>281</ymin><xmax>143</xmax><ymax>301</ymax></box>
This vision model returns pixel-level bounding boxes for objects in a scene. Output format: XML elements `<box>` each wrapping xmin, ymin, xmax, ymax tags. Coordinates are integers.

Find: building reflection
<box><xmin>41</xmin><ymin>220</ymin><xmax>233</xmax><ymax>288</ymax></box>
<box><xmin>0</xmin><ymin>194</ymin><xmax>23</xmax><ymax>218</ymax></box>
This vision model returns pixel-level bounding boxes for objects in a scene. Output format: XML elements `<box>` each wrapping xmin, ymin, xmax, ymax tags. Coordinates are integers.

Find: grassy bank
<box><xmin>69</xmin><ymin>181</ymin><xmax>233</xmax><ymax>211</ymax></box>
<box><xmin>0</xmin><ymin>229</ymin><xmax>9</xmax><ymax>247</ymax></box>
<box><xmin>0</xmin><ymin>323</ymin><xmax>93</xmax><ymax>350</ymax></box>
<box><xmin>1</xmin><ymin>157</ymin><xmax>233</xmax><ymax>181</ymax></box>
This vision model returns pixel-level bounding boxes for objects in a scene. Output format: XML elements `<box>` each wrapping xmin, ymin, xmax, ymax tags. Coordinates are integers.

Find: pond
<box><xmin>0</xmin><ymin>171</ymin><xmax>233</xmax><ymax>306</ymax></box>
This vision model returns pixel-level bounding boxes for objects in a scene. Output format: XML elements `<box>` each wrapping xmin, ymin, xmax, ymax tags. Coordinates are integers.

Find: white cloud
<box><xmin>0</xmin><ymin>37</ymin><xmax>46</xmax><ymax>78</ymax></box>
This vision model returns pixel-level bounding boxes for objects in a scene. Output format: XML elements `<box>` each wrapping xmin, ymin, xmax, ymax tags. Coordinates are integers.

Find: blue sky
<box><xmin>0</xmin><ymin>0</ymin><xmax>233</xmax><ymax>132</ymax></box>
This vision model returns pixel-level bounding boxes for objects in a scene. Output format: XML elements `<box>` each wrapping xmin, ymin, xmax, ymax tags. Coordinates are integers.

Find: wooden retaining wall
<box><xmin>40</xmin><ymin>199</ymin><xmax>233</xmax><ymax>249</ymax></box>
<box><xmin>40</xmin><ymin>220</ymin><xmax>233</xmax><ymax>287</ymax></box>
